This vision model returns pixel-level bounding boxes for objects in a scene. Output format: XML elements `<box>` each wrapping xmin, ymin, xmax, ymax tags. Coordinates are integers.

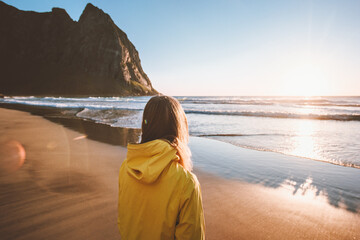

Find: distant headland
<box><xmin>0</xmin><ymin>1</ymin><xmax>158</xmax><ymax>96</ymax></box>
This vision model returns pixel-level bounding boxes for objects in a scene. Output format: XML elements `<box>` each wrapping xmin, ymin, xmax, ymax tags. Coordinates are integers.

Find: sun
<box><xmin>281</xmin><ymin>62</ymin><xmax>330</xmax><ymax>96</ymax></box>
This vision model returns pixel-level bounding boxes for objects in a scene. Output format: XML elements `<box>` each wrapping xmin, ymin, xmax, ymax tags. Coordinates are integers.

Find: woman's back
<box><xmin>118</xmin><ymin>139</ymin><xmax>205</xmax><ymax>239</ymax></box>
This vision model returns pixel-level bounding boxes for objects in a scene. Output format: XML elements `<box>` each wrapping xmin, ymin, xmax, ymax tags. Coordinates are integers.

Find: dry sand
<box><xmin>0</xmin><ymin>107</ymin><xmax>359</xmax><ymax>239</ymax></box>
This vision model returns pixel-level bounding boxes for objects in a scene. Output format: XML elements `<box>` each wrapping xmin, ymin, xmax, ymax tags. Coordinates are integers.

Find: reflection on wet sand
<box><xmin>281</xmin><ymin>177</ymin><xmax>328</xmax><ymax>202</ymax></box>
<box><xmin>190</xmin><ymin>137</ymin><xmax>360</xmax><ymax>213</ymax></box>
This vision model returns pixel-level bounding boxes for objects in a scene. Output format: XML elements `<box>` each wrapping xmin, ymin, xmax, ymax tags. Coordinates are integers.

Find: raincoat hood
<box><xmin>125</xmin><ymin>139</ymin><xmax>179</xmax><ymax>184</ymax></box>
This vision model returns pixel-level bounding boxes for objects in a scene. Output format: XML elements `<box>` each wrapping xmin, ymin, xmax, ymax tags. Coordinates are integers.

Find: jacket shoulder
<box><xmin>169</xmin><ymin>162</ymin><xmax>200</xmax><ymax>190</ymax></box>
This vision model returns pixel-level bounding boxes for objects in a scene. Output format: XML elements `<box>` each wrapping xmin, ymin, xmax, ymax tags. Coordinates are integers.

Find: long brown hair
<box><xmin>141</xmin><ymin>95</ymin><xmax>192</xmax><ymax>171</ymax></box>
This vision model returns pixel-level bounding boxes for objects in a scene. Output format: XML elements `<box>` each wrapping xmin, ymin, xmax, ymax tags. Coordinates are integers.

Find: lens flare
<box><xmin>0</xmin><ymin>140</ymin><xmax>26</xmax><ymax>174</ymax></box>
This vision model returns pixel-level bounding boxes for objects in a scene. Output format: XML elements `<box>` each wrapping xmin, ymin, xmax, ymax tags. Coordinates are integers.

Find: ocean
<box><xmin>2</xmin><ymin>96</ymin><xmax>360</xmax><ymax>169</ymax></box>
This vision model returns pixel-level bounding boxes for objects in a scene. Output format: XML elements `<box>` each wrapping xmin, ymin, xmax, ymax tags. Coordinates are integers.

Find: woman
<box><xmin>118</xmin><ymin>95</ymin><xmax>205</xmax><ymax>240</ymax></box>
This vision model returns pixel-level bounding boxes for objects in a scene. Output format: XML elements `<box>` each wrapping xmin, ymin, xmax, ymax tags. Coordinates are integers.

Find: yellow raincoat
<box><xmin>118</xmin><ymin>139</ymin><xmax>205</xmax><ymax>240</ymax></box>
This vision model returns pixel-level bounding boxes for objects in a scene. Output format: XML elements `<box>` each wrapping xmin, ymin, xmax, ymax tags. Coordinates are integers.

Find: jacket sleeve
<box><xmin>175</xmin><ymin>174</ymin><xmax>205</xmax><ymax>240</ymax></box>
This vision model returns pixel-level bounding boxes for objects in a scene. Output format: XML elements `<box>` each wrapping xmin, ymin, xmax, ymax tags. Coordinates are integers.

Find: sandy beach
<box><xmin>1</xmin><ymin>107</ymin><xmax>359</xmax><ymax>239</ymax></box>
<box><xmin>0</xmin><ymin>107</ymin><xmax>126</xmax><ymax>239</ymax></box>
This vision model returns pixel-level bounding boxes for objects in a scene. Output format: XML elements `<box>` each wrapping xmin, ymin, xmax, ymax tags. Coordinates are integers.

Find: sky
<box><xmin>4</xmin><ymin>0</ymin><xmax>360</xmax><ymax>96</ymax></box>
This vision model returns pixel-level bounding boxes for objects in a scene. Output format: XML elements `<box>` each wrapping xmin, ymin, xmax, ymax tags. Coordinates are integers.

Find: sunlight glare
<box><xmin>289</xmin><ymin>120</ymin><xmax>321</xmax><ymax>160</ymax></box>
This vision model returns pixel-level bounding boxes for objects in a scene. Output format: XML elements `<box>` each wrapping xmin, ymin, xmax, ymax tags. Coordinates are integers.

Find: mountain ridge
<box><xmin>0</xmin><ymin>1</ymin><xmax>158</xmax><ymax>96</ymax></box>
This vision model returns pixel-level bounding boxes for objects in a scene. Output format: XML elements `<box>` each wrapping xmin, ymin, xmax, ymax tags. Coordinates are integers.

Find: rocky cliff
<box><xmin>0</xmin><ymin>1</ymin><xmax>157</xmax><ymax>96</ymax></box>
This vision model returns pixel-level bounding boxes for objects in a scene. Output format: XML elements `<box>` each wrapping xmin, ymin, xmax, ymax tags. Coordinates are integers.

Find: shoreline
<box><xmin>2</xmin><ymin>102</ymin><xmax>360</xmax><ymax>170</ymax></box>
<box><xmin>190</xmin><ymin>136</ymin><xmax>360</xmax><ymax>213</ymax></box>
<box><xmin>207</xmin><ymin>137</ymin><xmax>360</xmax><ymax>170</ymax></box>
<box><xmin>0</xmin><ymin>102</ymin><xmax>141</xmax><ymax>147</ymax></box>
<box><xmin>1</xmin><ymin>106</ymin><xmax>360</xmax><ymax>239</ymax></box>
<box><xmin>1</xmin><ymin>102</ymin><xmax>360</xmax><ymax>213</ymax></box>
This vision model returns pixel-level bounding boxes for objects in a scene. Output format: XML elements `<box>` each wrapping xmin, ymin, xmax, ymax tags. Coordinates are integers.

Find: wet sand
<box><xmin>0</xmin><ymin>107</ymin><xmax>359</xmax><ymax>239</ymax></box>
<box><xmin>198</xmin><ymin>172</ymin><xmax>360</xmax><ymax>239</ymax></box>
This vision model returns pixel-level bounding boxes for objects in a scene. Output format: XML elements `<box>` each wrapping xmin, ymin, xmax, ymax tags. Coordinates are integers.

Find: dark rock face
<box><xmin>0</xmin><ymin>1</ymin><xmax>157</xmax><ymax>96</ymax></box>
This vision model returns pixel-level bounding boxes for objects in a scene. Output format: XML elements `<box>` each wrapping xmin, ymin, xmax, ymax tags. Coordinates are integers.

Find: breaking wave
<box><xmin>185</xmin><ymin>109</ymin><xmax>360</xmax><ymax>121</ymax></box>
